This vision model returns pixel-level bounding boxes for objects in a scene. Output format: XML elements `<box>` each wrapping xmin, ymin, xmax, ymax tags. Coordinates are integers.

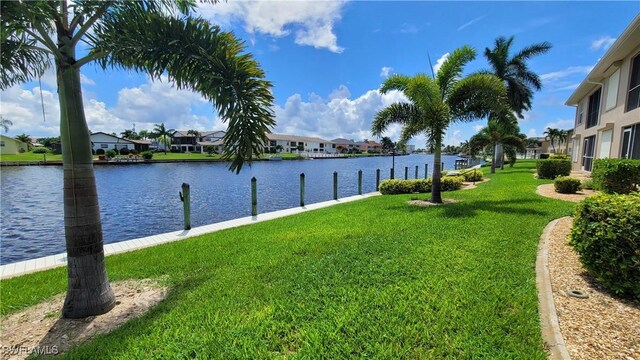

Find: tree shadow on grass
<box><xmin>406</xmin><ymin>197</ymin><xmax>550</xmax><ymax>219</ymax></box>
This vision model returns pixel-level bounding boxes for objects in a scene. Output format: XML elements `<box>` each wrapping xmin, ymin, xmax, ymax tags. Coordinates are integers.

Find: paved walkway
<box><xmin>1</xmin><ymin>192</ymin><xmax>381</xmax><ymax>280</ymax></box>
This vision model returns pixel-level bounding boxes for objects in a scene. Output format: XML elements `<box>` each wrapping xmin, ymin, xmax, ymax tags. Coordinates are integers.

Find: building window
<box><xmin>269</xmin><ymin>140</ymin><xmax>276</xmax><ymax>146</ymax></box>
<box><xmin>605</xmin><ymin>69</ymin><xmax>620</xmax><ymax>111</ymax></box>
<box><xmin>586</xmin><ymin>88</ymin><xmax>601</xmax><ymax>129</ymax></box>
<box><xmin>0</xmin><ymin>141</ymin><xmax>4</xmax><ymax>147</ymax></box>
<box><xmin>582</xmin><ymin>135</ymin><xmax>596</xmax><ymax>171</ymax></box>
<box><xmin>101</xmin><ymin>144</ymin><xmax>109</xmax><ymax>148</ymax></box>
<box><xmin>621</xmin><ymin>123</ymin><xmax>640</xmax><ymax>159</ymax></box>
<box><xmin>627</xmin><ymin>54</ymin><xmax>640</xmax><ymax>112</ymax></box>
<box><xmin>577</xmin><ymin>103</ymin><xmax>584</xmax><ymax>125</ymax></box>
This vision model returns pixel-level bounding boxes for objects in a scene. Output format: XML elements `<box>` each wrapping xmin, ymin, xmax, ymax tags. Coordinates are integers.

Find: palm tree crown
<box><xmin>372</xmin><ymin>45</ymin><xmax>508</xmax><ymax>203</ymax></box>
<box><xmin>153</xmin><ymin>123</ymin><xmax>175</xmax><ymax>154</ymax></box>
<box><xmin>484</xmin><ymin>36</ymin><xmax>552</xmax><ymax>118</ymax></box>
<box><xmin>470</xmin><ymin>117</ymin><xmax>524</xmax><ymax>173</ymax></box>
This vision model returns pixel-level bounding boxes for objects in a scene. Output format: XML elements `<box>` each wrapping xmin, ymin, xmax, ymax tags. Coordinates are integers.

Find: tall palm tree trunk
<box><xmin>58</xmin><ymin>35</ymin><xmax>115</xmax><ymax>319</ymax></box>
<box><xmin>431</xmin><ymin>139</ymin><xmax>443</xmax><ymax>203</ymax></box>
<box><xmin>490</xmin><ymin>142</ymin><xmax>497</xmax><ymax>174</ymax></box>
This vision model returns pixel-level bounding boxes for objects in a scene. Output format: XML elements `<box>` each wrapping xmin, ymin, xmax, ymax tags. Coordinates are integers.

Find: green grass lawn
<box><xmin>0</xmin><ymin>160</ymin><xmax>574</xmax><ymax>358</ymax></box>
<box><xmin>0</xmin><ymin>152</ymin><xmax>63</xmax><ymax>162</ymax></box>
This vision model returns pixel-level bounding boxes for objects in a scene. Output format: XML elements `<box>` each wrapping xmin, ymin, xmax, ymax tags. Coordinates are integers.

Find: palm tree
<box><xmin>187</xmin><ymin>129</ymin><xmax>201</xmax><ymax>140</ymax></box>
<box><xmin>275</xmin><ymin>144</ymin><xmax>284</xmax><ymax>153</ymax></box>
<box><xmin>153</xmin><ymin>123</ymin><xmax>175</xmax><ymax>154</ymax></box>
<box><xmin>544</xmin><ymin>128</ymin><xmax>560</xmax><ymax>153</ymax></box>
<box><xmin>1</xmin><ymin>117</ymin><xmax>12</xmax><ymax>133</ymax></box>
<box><xmin>483</xmin><ymin>36</ymin><xmax>551</xmax><ymax>167</ymax></box>
<box><xmin>15</xmin><ymin>133</ymin><xmax>32</xmax><ymax>150</ymax></box>
<box><xmin>372</xmin><ymin>45</ymin><xmax>507</xmax><ymax>203</ymax></box>
<box><xmin>470</xmin><ymin>118</ymin><xmax>525</xmax><ymax>173</ymax></box>
<box><xmin>0</xmin><ymin>1</ymin><xmax>274</xmax><ymax>318</ymax></box>
<box><xmin>120</xmin><ymin>129</ymin><xmax>139</xmax><ymax>140</ymax></box>
<box><xmin>380</xmin><ymin>136</ymin><xmax>394</xmax><ymax>154</ymax></box>
<box><xmin>138</xmin><ymin>129</ymin><xmax>149</xmax><ymax>140</ymax></box>
<box><xmin>557</xmin><ymin>129</ymin><xmax>569</xmax><ymax>154</ymax></box>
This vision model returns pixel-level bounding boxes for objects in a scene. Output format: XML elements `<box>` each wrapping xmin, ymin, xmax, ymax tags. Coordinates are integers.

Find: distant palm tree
<box><xmin>470</xmin><ymin>118</ymin><xmax>524</xmax><ymax>173</ymax></box>
<box><xmin>138</xmin><ymin>130</ymin><xmax>149</xmax><ymax>140</ymax></box>
<box><xmin>14</xmin><ymin>133</ymin><xmax>32</xmax><ymax>150</ymax></box>
<box><xmin>153</xmin><ymin>123</ymin><xmax>175</xmax><ymax>155</ymax></box>
<box><xmin>373</xmin><ymin>45</ymin><xmax>507</xmax><ymax>203</ymax></box>
<box><xmin>380</xmin><ymin>136</ymin><xmax>395</xmax><ymax>154</ymax></box>
<box><xmin>120</xmin><ymin>129</ymin><xmax>139</xmax><ymax>140</ymax></box>
<box><xmin>544</xmin><ymin>128</ymin><xmax>560</xmax><ymax>153</ymax></box>
<box><xmin>557</xmin><ymin>129</ymin><xmax>569</xmax><ymax>153</ymax></box>
<box><xmin>1</xmin><ymin>117</ymin><xmax>12</xmax><ymax>133</ymax></box>
<box><xmin>483</xmin><ymin>36</ymin><xmax>551</xmax><ymax>166</ymax></box>
<box><xmin>187</xmin><ymin>129</ymin><xmax>201</xmax><ymax>140</ymax></box>
<box><xmin>275</xmin><ymin>144</ymin><xmax>283</xmax><ymax>153</ymax></box>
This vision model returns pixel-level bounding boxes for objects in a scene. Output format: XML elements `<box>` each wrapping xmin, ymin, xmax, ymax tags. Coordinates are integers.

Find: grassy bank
<box><xmin>0</xmin><ymin>160</ymin><xmax>574</xmax><ymax>358</ymax></box>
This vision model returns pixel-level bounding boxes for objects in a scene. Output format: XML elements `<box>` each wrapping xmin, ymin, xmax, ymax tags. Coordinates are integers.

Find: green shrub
<box><xmin>140</xmin><ymin>151</ymin><xmax>153</xmax><ymax>160</ymax></box>
<box><xmin>460</xmin><ymin>168</ymin><xmax>483</xmax><ymax>182</ymax></box>
<box><xmin>129</xmin><ymin>149</ymin><xmax>138</xmax><ymax>155</ymax></box>
<box><xmin>379</xmin><ymin>177</ymin><xmax>463</xmax><ymax>195</ymax></box>
<box><xmin>106</xmin><ymin>149</ymin><xmax>117</xmax><ymax>158</ymax></box>
<box><xmin>549</xmin><ymin>153</ymin><xmax>569</xmax><ymax>159</ymax></box>
<box><xmin>441</xmin><ymin>176</ymin><xmax>464</xmax><ymax>191</ymax></box>
<box><xmin>119</xmin><ymin>148</ymin><xmax>130</xmax><ymax>155</ymax></box>
<box><xmin>95</xmin><ymin>148</ymin><xmax>106</xmax><ymax>155</ymax></box>
<box><xmin>554</xmin><ymin>176</ymin><xmax>582</xmax><ymax>194</ymax></box>
<box><xmin>536</xmin><ymin>159</ymin><xmax>571</xmax><ymax>179</ymax></box>
<box><xmin>539</xmin><ymin>153</ymin><xmax>550</xmax><ymax>159</ymax></box>
<box><xmin>570</xmin><ymin>193</ymin><xmax>640</xmax><ymax>299</ymax></box>
<box><xmin>591</xmin><ymin>159</ymin><xmax>640</xmax><ymax>194</ymax></box>
<box><xmin>32</xmin><ymin>147</ymin><xmax>48</xmax><ymax>154</ymax></box>
<box><xmin>581</xmin><ymin>178</ymin><xmax>595</xmax><ymax>190</ymax></box>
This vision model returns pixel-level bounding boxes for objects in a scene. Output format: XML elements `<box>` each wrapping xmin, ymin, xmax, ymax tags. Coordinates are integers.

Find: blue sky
<box><xmin>2</xmin><ymin>1</ymin><xmax>639</xmax><ymax>147</ymax></box>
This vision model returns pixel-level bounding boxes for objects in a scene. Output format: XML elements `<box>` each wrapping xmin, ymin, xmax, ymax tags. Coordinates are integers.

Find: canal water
<box><xmin>0</xmin><ymin>154</ymin><xmax>460</xmax><ymax>263</ymax></box>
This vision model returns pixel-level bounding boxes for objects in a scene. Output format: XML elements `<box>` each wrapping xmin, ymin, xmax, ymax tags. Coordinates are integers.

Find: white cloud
<box><xmin>444</xmin><ymin>129</ymin><xmax>463</xmax><ymax>146</ymax></box>
<box><xmin>328</xmin><ymin>85</ymin><xmax>351</xmax><ymax>100</ymax></box>
<box><xmin>198</xmin><ymin>1</ymin><xmax>345</xmax><ymax>53</ymax></box>
<box><xmin>540</xmin><ymin>66</ymin><xmax>593</xmax><ymax>82</ymax></box>
<box><xmin>399</xmin><ymin>23</ymin><xmax>419</xmax><ymax>34</ymax></box>
<box><xmin>473</xmin><ymin>125</ymin><xmax>484</xmax><ymax>133</ymax></box>
<box><xmin>380</xmin><ymin>66</ymin><xmax>393</xmax><ymax>78</ymax></box>
<box><xmin>590</xmin><ymin>36</ymin><xmax>616</xmax><ymax>51</ymax></box>
<box><xmin>433</xmin><ymin>53</ymin><xmax>450</xmax><ymax>75</ymax></box>
<box><xmin>543</xmin><ymin>119</ymin><xmax>574</xmax><ymax>131</ymax></box>
<box><xmin>0</xmin><ymin>77</ymin><xmax>222</xmax><ymax>137</ymax></box>
<box><xmin>457</xmin><ymin>15</ymin><xmax>486</xmax><ymax>31</ymax></box>
<box><xmin>273</xmin><ymin>85</ymin><xmax>408</xmax><ymax>142</ymax></box>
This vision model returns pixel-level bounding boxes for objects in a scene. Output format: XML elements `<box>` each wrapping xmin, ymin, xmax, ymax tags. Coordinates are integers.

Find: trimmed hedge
<box><xmin>570</xmin><ymin>193</ymin><xmax>640</xmax><ymax>299</ymax></box>
<box><xmin>536</xmin><ymin>159</ymin><xmax>571</xmax><ymax>179</ymax></box>
<box><xmin>379</xmin><ymin>176</ymin><xmax>464</xmax><ymax>195</ymax></box>
<box><xmin>581</xmin><ymin>178</ymin><xmax>595</xmax><ymax>190</ymax></box>
<box><xmin>554</xmin><ymin>176</ymin><xmax>581</xmax><ymax>194</ymax></box>
<box><xmin>460</xmin><ymin>168</ymin><xmax>483</xmax><ymax>182</ymax></box>
<box><xmin>549</xmin><ymin>153</ymin><xmax>569</xmax><ymax>160</ymax></box>
<box><xmin>32</xmin><ymin>147</ymin><xmax>48</xmax><ymax>154</ymax></box>
<box><xmin>140</xmin><ymin>151</ymin><xmax>153</xmax><ymax>160</ymax></box>
<box><xmin>591</xmin><ymin>158</ymin><xmax>640</xmax><ymax>194</ymax></box>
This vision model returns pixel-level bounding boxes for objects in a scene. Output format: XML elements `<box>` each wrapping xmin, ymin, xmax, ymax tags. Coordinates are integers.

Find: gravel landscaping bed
<box><xmin>548</xmin><ymin>217</ymin><xmax>640</xmax><ymax>360</ymax></box>
<box><xmin>536</xmin><ymin>184</ymin><xmax>597</xmax><ymax>203</ymax></box>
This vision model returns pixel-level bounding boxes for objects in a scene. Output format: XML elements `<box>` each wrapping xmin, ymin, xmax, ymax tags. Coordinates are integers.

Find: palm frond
<box><xmin>372</xmin><ymin>102</ymin><xmax>421</xmax><ymax>136</ymax></box>
<box><xmin>0</xmin><ymin>1</ymin><xmax>53</xmax><ymax>89</ymax></box>
<box><xmin>380</xmin><ymin>74</ymin><xmax>412</xmax><ymax>94</ymax></box>
<box><xmin>92</xmin><ymin>9</ymin><xmax>274</xmax><ymax>172</ymax></box>
<box><xmin>436</xmin><ymin>45</ymin><xmax>476</xmax><ymax>99</ymax></box>
<box><xmin>448</xmin><ymin>73</ymin><xmax>507</xmax><ymax>122</ymax></box>
<box><xmin>514</xmin><ymin>42</ymin><xmax>552</xmax><ymax>61</ymax></box>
